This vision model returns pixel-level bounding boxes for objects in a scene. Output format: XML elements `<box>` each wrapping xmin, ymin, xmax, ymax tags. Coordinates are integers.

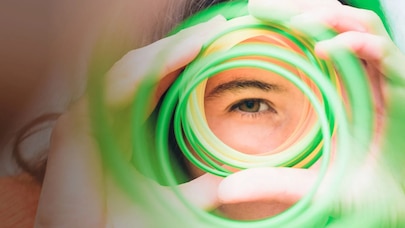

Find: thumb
<box><xmin>218</xmin><ymin>167</ymin><xmax>318</xmax><ymax>205</ymax></box>
<box><xmin>178</xmin><ymin>173</ymin><xmax>223</xmax><ymax>211</ymax></box>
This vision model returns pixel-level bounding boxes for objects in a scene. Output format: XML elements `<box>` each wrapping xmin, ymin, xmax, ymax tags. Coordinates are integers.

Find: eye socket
<box><xmin>230</xmin><ymin>99</ymin><xmax>274</xmax><ymax>113</ymax></box>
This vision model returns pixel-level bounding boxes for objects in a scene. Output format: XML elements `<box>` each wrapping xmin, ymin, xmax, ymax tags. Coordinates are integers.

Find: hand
<box><xmin>34</xmin><ymin>16</ymin><xmax>227</xmax><ymax>227</ymax></box>
<box><xmin>105</xmin><ymin>15</ymin><xmax>227</xmax><ymax>110</ymax></box>
<box><xmin>213</xmin><ymin>0</ymin><xmax>405</xmax><ymax>225</ymax></box>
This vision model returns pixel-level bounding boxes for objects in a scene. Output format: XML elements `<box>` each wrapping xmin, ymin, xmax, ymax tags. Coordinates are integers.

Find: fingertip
<box><xmin>179</xmin><ymin>173</ymin><xmax>223</xmax><ymax>210</ymax></box>
<box><xmin>217</xmin><ymin>168</ymin><xmax>268</xmax><ymax>204</ymax></box>
<box><xmin>217</xmin><ymin>176</ymin><xmax>237</xmax><ymax>204</ymax></box>
<box><xmin>315</xmin><ymin>41</ymin><xmax>331</xmax><ymax>60</ymax></box>
<box><xmin>217</xmin><ymin>169</ymin><xmax>255</xmax><ymax>204</ymax></box>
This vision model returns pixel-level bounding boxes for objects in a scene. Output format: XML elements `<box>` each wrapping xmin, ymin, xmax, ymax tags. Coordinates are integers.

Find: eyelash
<box><xmin>228</xmin><ymin>98</ymin><xmax>277</xmax><ymax>118</ymax></box>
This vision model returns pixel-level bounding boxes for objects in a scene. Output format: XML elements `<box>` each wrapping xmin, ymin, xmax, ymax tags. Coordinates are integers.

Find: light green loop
<box><xmin>88</xmin><ymin>0</ymin><xmax>375</xmax><ymax>226</ymax></box>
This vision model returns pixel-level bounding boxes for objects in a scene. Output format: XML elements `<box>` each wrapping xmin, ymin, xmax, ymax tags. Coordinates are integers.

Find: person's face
<box><xmin>192</xmin><ymin>57</ymin><xmax>318</xmax><ymax>220</ymax></box>
<box><xmin>204</xmin><ymin>66</ymin><xmax>310</xmax><ymax>155</ymax></box>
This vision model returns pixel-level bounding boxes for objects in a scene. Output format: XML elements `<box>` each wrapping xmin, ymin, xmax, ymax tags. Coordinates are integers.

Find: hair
<box><xmin>149</xmin><ymin>0</ymin><xmax>231</xmax><ymax>43</ymax></box>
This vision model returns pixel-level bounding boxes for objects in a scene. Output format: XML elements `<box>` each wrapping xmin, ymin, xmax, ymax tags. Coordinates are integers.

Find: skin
<box><xmin>201</xmin><ymin>64</ymin><xmax>316</xmax><ymax>219</ymax></box>
<box><xmin>34</xmin><ymin>0</ymin><xmax>405</xmax><ymax>226</ymax></box>
<box><xmin>0</xmin><ymin>174</ymin><xmax>41</xmax><ymax>227</ymax></box>
<box><xmin>35</xmin><ymin>16</ymin><xmax>228</xmax><ymax>227</ymax></box>
<box><xmin>0</xmin><ymin>0</ymin><xmax>182</xmax><ymax>227</ymax></box>
<box><xmin>204</xmin><ymin>68</ymin><xmax>308</xmax><ymax>155</ymax></box>
<box><xmin>187</xmin><ymin>60</ymin><xmax>316</xmax><ymax>219</ymax></box>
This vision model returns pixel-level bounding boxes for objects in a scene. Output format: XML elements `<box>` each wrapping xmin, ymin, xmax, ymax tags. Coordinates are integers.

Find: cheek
<box><xmin>204</xmin><ymin>95</ymin><xmax>309</xmax><ymax>155</ymax></box>
<box><xmin>206</xmin><ymin>114</ymin><xmax>302</xmax><ymax>155</ymax></box>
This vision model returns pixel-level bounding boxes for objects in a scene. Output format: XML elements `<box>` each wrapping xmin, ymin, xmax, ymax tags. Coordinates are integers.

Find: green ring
<box><xmin>88</xmin><ymin>0</ymin><xmax>375</xmax><ymax>226</ymax></box>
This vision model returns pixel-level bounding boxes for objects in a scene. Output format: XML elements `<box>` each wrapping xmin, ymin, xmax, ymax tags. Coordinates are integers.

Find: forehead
<box><xmin>204</xmin><ymin>58</ymin><xmax>304</xmax><ymax>96</ymax></box>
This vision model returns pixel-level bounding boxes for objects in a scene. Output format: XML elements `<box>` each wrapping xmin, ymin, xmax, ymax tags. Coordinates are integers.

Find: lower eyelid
<box><xmin>229</xmin><ymin>99</ymin><xmax>277</xmax><ymax>114</ymax></box>
<box><xmin>237</xmin><ymin>111</ymin><xmax>266</xmax><ymax>119</ymax></box>
<box><xmin>234</xmin><ymin>106</ymin><xmax>277</xmax><ymax>119</ymax></box>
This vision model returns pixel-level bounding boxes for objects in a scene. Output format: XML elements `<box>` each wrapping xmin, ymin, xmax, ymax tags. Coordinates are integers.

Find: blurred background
<box><xmin>0</xmin><ymin>0</ymin><xmax>172</xmax><ymax>175</ymax></box>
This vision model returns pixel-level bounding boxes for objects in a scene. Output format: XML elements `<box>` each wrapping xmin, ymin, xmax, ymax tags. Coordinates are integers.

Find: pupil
<box><xmin>241</xmin><ymin>100</ymin><xmax>259</xmax><ymax>112</ymax></box>
<box><xmin>246</xmin><ymin>101</ymin><xmax>255</xmax><ymax>109</ymax></box>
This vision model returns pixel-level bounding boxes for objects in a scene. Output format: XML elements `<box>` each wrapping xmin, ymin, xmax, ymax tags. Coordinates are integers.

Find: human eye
<box><xmin>229</xmin><ymin>98</ymin><xmax>277</xmax><ymax>116</ymax></box>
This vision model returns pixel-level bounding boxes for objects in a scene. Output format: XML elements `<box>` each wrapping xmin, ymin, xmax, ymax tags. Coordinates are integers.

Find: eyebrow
<box><xmin>205</xmin><ymin>79</ymin><xmax>284</xmax><ymax>98</ymax></box>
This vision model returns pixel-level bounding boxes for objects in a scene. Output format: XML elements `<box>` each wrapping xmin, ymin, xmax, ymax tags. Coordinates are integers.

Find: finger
<box><xmin>290</xmin><ymin>5</ymin><xmax>389</xmax><ymax>38</ymax></box>
<box><xmin>178</xmin><ymin>173</ymin><xmax>223</xmax><ymax>210</ymax></box>
<box><xmin>105</xmin><ymin>15</ymin><xmax>227</xmax><ymax>108</ymax></box>
<box><xmin>104</xmin><ymin>172</ymin><xmax>222</xmax><ymax>227</ymax></box>
<box><xmin>218</xmin><ymin>167</ymin><xmax>317</xmax><ymax>205</ymax></box>
<box><xmin>315</xmin><ymin>31</ymin><xmax>405</xmax><ymax>85</ymax></box>
<box><xmin>104</xmin><ymin>167</ymin><xmax>222</xmax><ymax>225</ymax></box>
<box><xmin>35</xmin><ymin>100</ymin><xmax>106</xmax><ymax>227</ymax></box>
<box><xmin>248</xmin><ymin>0</ymin><xmax>339</xmax><ymax>22</ymax></box>
<box><xmin>316</xmin><ymin>32</ymin><xmax>389</xmax><ymax>62</ymax></box>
